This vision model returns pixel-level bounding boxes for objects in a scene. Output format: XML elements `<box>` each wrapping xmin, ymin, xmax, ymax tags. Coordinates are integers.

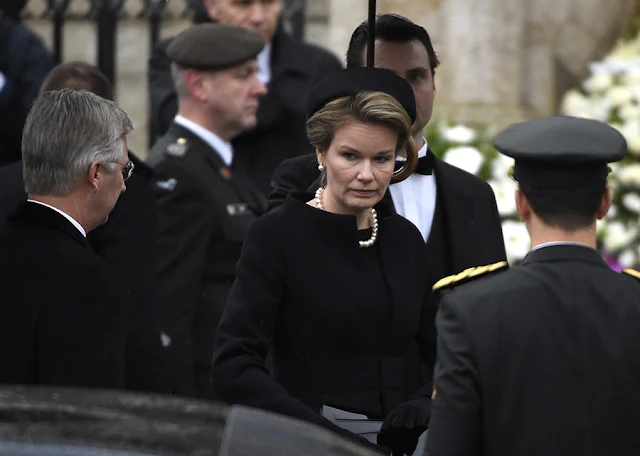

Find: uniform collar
<box><xmin>520</xmin><ymin>243</ymin><xmax>609</xmax><ymax>268</ymax></box>
<box><xmin>174</xmin><ymin>115</ymin><xmax>233</xmax><ymax>166</ymax></box>
<box><xmin>531</xmin><ymin>241</ymin><xmax>591</xmax><ymax>252</ymax></box>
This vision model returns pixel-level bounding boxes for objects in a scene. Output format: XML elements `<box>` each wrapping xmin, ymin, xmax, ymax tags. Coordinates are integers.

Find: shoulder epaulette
<box><xmin>166</xmin><ymin>137</ymin><xmax>189</xmax><ymax>158</ymax></box>
<box><xmin>622</xmin><ymin>268</ymin><xmax>640</xmax><ymax>281</ymax></box>
<box><xmin>432</xmin><ymin>261</ymin><xmax>509</xmax><ymax>292</ymax></box>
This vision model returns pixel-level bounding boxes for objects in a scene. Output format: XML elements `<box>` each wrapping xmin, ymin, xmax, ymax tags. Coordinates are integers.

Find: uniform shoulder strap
<box><xmin>622</xmin><ymin>268</ymin><xmax>640</xmax><ymax>281</ymax></box>
<box><xmin>165</xmin><ymin>137</ymin><xmax>189</xmax><ymax>158</ymax></box>
<box><xmin>432</xmin><ymin>261</ymin><xmax>509</xmax><ymax>292</ymax></box>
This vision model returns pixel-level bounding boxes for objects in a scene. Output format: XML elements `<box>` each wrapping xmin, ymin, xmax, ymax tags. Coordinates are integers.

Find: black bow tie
<box><xmin>394</xmin><ymin>150</ymin><xmax>435</xmax><ymax>175</ymax></box>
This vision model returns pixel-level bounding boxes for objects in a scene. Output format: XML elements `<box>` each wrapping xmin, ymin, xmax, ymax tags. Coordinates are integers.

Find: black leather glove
<box><xmin>377</xmin><ymin>397</ymin><xmax>430</xmax><ymax>455</ymax></box>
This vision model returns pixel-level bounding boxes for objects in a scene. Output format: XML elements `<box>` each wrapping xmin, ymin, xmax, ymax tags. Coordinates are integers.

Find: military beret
<box><xmin>494</xmin><ymin>116</ymin><xmax>627</xmax><ymax>188</ymax></box>
<box><xmin>305</xmin><ymin>67</ymin><xmax>416</xmax><ymax>124</ymax></box>
<box><xmin>167</xmin><ymin>23</ymin><xmax>264</xmax><ymax>71</ymax></box>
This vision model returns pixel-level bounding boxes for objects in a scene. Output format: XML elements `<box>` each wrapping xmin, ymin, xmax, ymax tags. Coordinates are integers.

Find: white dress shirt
<box><xmin>174</xmin><ymin>115</ymin><xmax>234</xmax><ymax>166</ymax></box>
<box><xmin>389</xmin><ymin>140</ymin><xmax>437</xmax><ymax>242</ymax></box>
<box><xmin>257</xmin><ymin>42</ymin><xmax>272</xmax><ymax>85</ymax></box>
<box><xmin>27</xmin><ymin>199</ymin><xmax>87</xmax><ymax>237</ymax></box>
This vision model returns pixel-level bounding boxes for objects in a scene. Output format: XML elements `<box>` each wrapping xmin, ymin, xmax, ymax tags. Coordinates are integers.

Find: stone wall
<box><xmin>325</xmin><ymin>0</ymin><xmax>639</xmax><ymax>128</ymax></box>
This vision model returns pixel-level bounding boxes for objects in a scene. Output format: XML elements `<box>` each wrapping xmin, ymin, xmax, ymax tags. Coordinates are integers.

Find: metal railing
<box><xmin>17</xmin><ymin>0</ymin><xmax>307</xmax><ymax>88</ymax></box>
<box><xmin>12</xmin><ymin>0</ymin><xmax>306</xmax><ymax>148</ymax></box>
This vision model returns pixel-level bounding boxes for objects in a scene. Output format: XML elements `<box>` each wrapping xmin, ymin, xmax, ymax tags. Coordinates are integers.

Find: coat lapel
<box><xmin>251</xmin><ymin>29</ymin><xmax>311</xmax><ymax>131</ymax></box>
<box><xmin>432</xmin><ymin>158</ymin><xmax>478</xmax><ymax>273</ymax></box>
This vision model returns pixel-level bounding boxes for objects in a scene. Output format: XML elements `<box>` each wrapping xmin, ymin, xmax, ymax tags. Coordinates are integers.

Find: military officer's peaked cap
<box><xmin>305</xmin><ymin>67</ymin><xmax>417</xmax><ymax>124</ymax></box>
<box><xmin>494</xmin><ymin>115</ymin><xmax>627</xmax><ymax>188</ymax></box>
<box><xmin>167</xmin><ymin>23</ymin><xmax>265</xmax><ymax>70</ymax></box>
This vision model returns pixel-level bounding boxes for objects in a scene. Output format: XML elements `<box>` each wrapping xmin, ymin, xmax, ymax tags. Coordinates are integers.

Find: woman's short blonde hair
<box><xmin>306</xmin><ymin>91</ymin><xmax>412</xmax><ymax>154</ymax></box>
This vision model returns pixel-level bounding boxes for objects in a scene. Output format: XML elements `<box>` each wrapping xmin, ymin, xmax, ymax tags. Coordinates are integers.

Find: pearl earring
<box><xmin>318</xmin><ymin>163</ymin><xmax>324</xmax><ymax>171</ymax></box>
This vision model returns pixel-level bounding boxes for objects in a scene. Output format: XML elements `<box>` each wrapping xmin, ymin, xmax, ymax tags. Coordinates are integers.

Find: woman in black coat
<box><xmin>212</xmin><ymin>68</ymin><xmax>435</xmax><ymax>455</ymax></box>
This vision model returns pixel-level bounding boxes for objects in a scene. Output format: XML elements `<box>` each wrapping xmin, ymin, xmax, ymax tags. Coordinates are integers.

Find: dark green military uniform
<box><xmin>146</xmin><ymin>23</ymin><xmax>267</xmax><ymax>399</ymax></box>
<box><xmin>426</xmin><ymin>116</ymin><xmax>640</xmax><ymax>456</ymax></box>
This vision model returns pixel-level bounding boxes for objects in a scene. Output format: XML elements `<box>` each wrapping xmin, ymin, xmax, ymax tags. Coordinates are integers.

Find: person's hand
<box><xmin>377</xmin><ymin>397</ymin><xmax>430</xmax><ymax>455</ymax></box>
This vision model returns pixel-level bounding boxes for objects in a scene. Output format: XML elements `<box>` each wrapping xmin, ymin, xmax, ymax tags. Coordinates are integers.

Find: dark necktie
<box><xmin>394</xmin><ymin>149</ymin><xmax>435</xmax><ymax>175</ymax></box>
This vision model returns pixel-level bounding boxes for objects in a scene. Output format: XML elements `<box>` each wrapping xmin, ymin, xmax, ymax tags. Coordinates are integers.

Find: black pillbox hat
<box><xmin>305</xmin><ymin>67</ymin><xmax>417</xmax><ymax>124</ymax></box>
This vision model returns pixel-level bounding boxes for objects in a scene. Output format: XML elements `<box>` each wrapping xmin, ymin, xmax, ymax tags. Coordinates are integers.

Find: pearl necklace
<box><xmin>315</xmin><ymin>186</ymin><xmax>379</xmax><ymax>248</ymax></box>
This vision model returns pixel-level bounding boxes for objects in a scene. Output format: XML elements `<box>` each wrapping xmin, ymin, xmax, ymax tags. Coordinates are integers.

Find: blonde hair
<box><xmin>306</xmin><ymin>91</ymin><xmax>412</xmax><ymax>155</ymax></box>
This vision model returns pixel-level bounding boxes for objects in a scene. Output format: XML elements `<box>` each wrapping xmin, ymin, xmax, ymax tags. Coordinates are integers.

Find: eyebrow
<box><xmin>406</xmin><ymin>67</ymin><xmax>428</xmax><ymax>75</ymax></box>
<box><xmin>232</xmin><ymin>63</ymin><xmax>258</xmax><ymax>75</ymax></box>
<box><xmin>339</xmin><ymin>146</ymin><xmax>396</xmax><ymax>155</ymax></box>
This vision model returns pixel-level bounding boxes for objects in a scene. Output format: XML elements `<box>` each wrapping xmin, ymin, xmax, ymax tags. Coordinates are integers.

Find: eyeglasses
<box><xmin>105</xmin><ymin>160</ymin><xmax>135</xmax><ymax>181</ymax></box>
<box><xmin>121</xmin><ymin>160</ymin><xmax>135</xmax><ymax>181</ymax></box>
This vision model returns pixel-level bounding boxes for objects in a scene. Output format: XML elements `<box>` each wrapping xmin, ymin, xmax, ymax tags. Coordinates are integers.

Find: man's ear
<box><xmin>596</xmin><ymin>186</ymin><xmax>613</xmax><ymax>220</ymax></box>
<box><xmin>202</xmin><ymin>0</ymin><xmax>219</xmax><ymax>20</ymax></box>
<box><xmin>185</xmin><ymin>69</ymin><xmax>209</xmax><ymax>102</ymax></box>
<box><xmin>87</xmin><ymin>161</ymin><xmax>102</xmax><ymax>190</ymax></box>
<box><xmin>515</xmin><ymin>188</ymin><xmax>531</xmax><ymax>222</ymax></box>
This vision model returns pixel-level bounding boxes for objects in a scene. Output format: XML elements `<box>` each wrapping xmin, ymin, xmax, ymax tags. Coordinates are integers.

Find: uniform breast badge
<box><xmin>155</xmin><ymin>178</ymin><xmax>177</xmax><ymax>192</ymax></box>
<box><xmin>226</xmin><ymin>203</ymin><xmax>249</xmax><ymax>216</ymax></box>
<box><xmin>219</xmin><ymin>167</ymin><xmax>232</xmax><ymax>180</ymax></box>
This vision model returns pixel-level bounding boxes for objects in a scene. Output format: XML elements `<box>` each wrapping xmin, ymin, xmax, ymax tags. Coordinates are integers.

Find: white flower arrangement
<box><xmin>425</xmin><ymin>29</ymin><xmax>640</xmax><ymax>268</ymax></box>
<box><xmin>560</xmin><ymin>31</ymin><xmax>640</xmax><ymax>269</ymax></box>
<box><xmin>442</xmin><ymin>146</ymin><xmax>484</xmax><ymax>175</ymax></box>
<box><xmin>426</xmin><ymin>121</ymin><xmax>529</xmax><ymax>263</ymax></box>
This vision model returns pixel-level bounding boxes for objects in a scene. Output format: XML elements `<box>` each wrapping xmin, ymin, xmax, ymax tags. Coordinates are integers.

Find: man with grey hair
<box><xmin>0</xmin><ymin>89</ymin><xmax>134</xmax><ymax>388</ymax></box>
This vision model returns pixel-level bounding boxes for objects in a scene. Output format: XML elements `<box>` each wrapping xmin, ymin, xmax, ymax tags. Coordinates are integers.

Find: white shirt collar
<box><xmin>27</xmin><ymin>199</ymin><xmax>87</xmax><ymax>237</ymax></box>
<box><xmin>388</xmin><ymin>138</ymin><xmax>437</xmax><ymax>242</ymax></box>
<box><xmin>174</xmin><ymin>115</ymin><xmax>234</xmax><ymax>166</ymax></box>
<box><xmin>257</xmin><ymin>42</ymin><xmax>272</xmax><ymax>84</ymax></box>
<box><xmin>417</xmin><ymin>138</ymin><xmax>428</xmax><ymax>158</ymax></box>
<box><xmin>531</xmin><ymin>241</ymin><xmax>592</xmax><ymax>252</ymax></box>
